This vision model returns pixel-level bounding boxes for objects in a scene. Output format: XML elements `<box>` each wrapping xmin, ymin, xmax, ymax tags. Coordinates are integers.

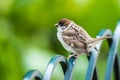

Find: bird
<box><xmin>55</xmin><ymin>18</ymin><xmax>112</xmax><ymax>58</ymax></box>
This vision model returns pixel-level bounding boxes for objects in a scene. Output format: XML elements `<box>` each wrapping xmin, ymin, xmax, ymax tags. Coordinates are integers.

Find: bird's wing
<box><xmin>62</xmin><ymin>28</ymin><xmax>87</xmax><ymax>49</ymax></box>
<box><xmin>76</xmin><ymin>24</ymin><xmax>91</xmax><ymax>40</ymax></box>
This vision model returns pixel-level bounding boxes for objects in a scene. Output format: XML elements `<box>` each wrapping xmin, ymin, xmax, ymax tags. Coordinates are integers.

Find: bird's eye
<box><xmin>60</xmin><ymin>23</ymin><xmax>64</xmax><ymax>26</ymax></box>
<box><xmin>58</xmin><ymin>21</ymin><xmax>64</xmax><ymax>26</ymax></box>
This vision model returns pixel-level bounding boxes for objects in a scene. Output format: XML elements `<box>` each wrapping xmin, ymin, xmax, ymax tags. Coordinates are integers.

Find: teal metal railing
<box><xmin>23</xmin><ymin>22</ymin><xmax>120</xmax><ymax>80</ymax></box>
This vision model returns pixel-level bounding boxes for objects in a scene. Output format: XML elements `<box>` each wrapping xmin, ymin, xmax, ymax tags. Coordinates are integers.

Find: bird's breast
<box><xmin>57</xmin><ymin>32</ymin><xmax>76</xmax><ymax>53</ymax></box>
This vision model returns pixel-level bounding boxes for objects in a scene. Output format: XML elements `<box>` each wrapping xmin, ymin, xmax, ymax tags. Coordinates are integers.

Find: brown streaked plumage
<box><xmin>55</xmin><ymin>18</ymin><xmax>112</xmax><ymax>58</ymax></box>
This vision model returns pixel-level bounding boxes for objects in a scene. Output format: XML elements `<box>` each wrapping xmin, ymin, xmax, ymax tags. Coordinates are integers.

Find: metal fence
<box><xmin>23</xmin><ymin>22</ymin><xmax>120</xmax><ymax>80</ymax></box>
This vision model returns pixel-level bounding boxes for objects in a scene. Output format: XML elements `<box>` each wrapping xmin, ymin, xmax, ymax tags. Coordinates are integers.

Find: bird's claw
<box><xmin>68</xmin><ymin>53</ymin><xmax>78</xmax><ymax>60</ymax></box>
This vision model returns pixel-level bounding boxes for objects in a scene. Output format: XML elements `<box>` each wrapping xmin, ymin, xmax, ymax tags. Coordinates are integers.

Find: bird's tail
<box><xmin>93</xmin><ymin>36</ymin><xmax>112</xmax><ymax>42</ymax></box>
<box><xmin>86</xmin><ymin>36</ymin><xmax>112</xmax><ymax>53</ymax></box>
<box><xmin>88</xmin><ymin>36</ymin><xmax>112</xmax><ymax>44</ymax></box>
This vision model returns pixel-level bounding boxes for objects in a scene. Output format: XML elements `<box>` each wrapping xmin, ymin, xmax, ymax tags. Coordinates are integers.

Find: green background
<box><xmin>0</xmin><ymin>0</ymin><xmax>120</xmax><ymax>80</ymax></box>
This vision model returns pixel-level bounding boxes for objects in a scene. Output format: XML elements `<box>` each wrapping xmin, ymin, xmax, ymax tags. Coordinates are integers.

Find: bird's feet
<box><xmin>68</xmin><ymin>53</ymin><xmax>78</xmax><ymax>60</ymax></box>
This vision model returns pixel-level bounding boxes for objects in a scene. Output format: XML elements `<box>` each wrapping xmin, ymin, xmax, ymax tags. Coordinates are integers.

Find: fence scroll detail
<box><xmin>23</xmin><ymin>22</ymin><xmax>120</xmax><ymax>80</ymax></box>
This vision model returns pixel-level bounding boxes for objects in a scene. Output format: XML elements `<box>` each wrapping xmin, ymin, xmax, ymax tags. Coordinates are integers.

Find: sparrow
<box><xmin>55</xmin><ymin>18</ymin><xmax>111</xmax><ymax>58</ymax></box>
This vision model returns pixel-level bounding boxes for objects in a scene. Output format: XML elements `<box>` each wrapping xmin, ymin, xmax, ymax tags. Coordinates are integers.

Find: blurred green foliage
<box><xmin>0</xmin><ymin>0</ymin><xmax>120</xmax><ymax>80</ymax></box>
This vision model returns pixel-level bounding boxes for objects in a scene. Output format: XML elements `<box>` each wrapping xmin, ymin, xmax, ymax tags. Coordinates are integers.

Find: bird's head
<box><xmin>55</xmin><ymin>18</ymin><xmax>73</xmax><ymax>32</ymax></box>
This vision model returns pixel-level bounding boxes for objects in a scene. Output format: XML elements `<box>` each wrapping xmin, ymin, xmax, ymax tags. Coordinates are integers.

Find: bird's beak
<box><xmin>54</xmin><ymin>23</ymin><xmax>58</xmax><ymax>27</ymax></box>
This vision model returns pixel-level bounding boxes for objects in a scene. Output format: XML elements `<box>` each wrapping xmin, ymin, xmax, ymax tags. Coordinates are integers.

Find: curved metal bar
<box><xmin>105</xmin><ymin>22</ymin><xmax>120</xmax><ymax>80</ymax></box>
<box><xmin>64</xmin><ymin>56</ymin><xmax>77</xmax><ymax>80</ymax></box>
<box><xmin>42</xmin><ymin>55</ymin><xmax>68</xmax><ymax>80</ymax></box>
<box><xmin>85</xmin><ymin>29</ymin><xmax>112</xmax><ymax>80</ymax></box>
<box><xmin>114</xmin><ymin>54</ymin><xmax>120</xmax><ymax>80</ymax></box>
<box><xmin>23</xmin><ymin>70</ymin><xmax>43</xmax><ymax>80</ymax></box>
